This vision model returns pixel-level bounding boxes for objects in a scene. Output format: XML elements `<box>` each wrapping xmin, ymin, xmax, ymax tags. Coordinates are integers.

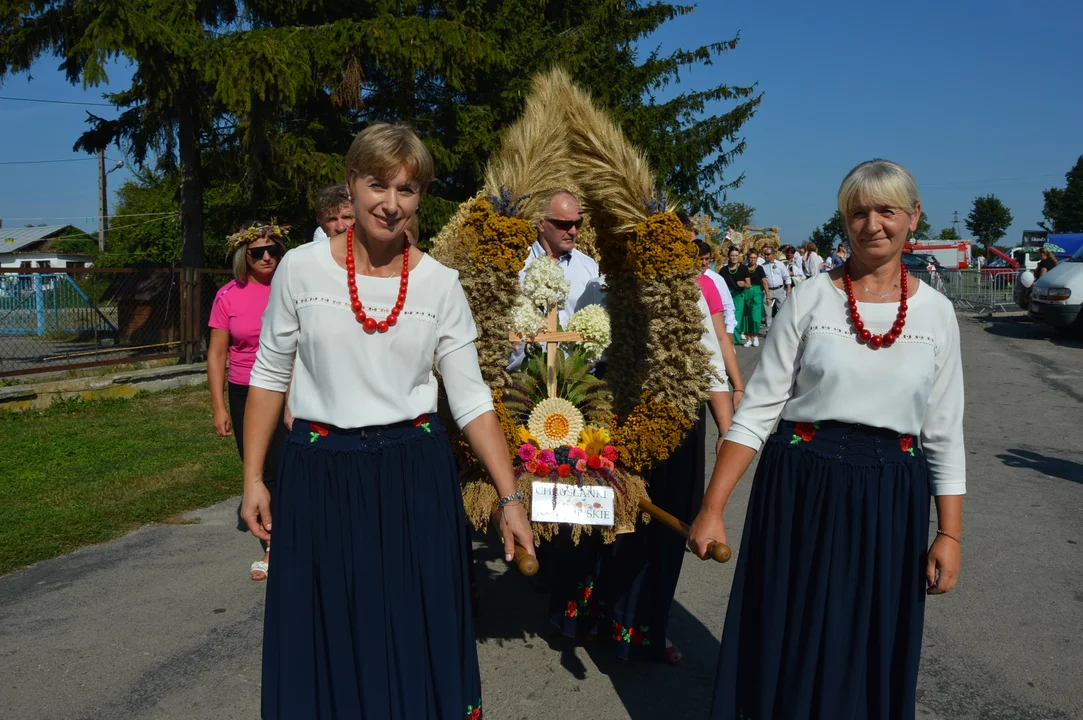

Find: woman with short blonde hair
<box><xmin>241</xmin><ymin>123</ymin><xmax>533</xmax><ymax>719</ymax></box>
<box><xmin>692</xmin><ymin>158</ymin><xmax>965</xmax><ymax>718</ymax></box>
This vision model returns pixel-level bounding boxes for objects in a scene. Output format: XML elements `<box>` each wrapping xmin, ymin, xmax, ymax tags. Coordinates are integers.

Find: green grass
<box><xmin>0</xmin><ymin>385</ymin><xmax>243</xmax><ymax>575</ymax></box>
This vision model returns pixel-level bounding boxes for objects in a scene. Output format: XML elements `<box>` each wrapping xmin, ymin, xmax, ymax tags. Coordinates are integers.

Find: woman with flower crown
<box><xmin>240</xmin><ymin>123</ymin><xmax>534</xmax><ymax>720</ymax></box>
<box><xmin>689</xmin><ymin>159</ymin><xmax>965</xmax><ymax>719</ymax></box>
<box><xmin>207</xmin><ymin>222</ymin><xmax>288</xmax><ymax>582</ymax></box>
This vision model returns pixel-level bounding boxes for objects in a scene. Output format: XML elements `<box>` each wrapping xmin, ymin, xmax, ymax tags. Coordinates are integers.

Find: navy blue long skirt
<box><xmin>262</xmin><ymin>417</ymin><xmax>483</xmax><ymax>720</ymax></box>
<box><xmin>712</xmin><ymin>421</ymin><xmax>930</xmax><ymax>720</ymax></box>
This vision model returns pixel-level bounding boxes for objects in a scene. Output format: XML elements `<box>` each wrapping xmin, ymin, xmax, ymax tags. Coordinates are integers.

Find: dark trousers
<box><xmin>229</xmin><ymin>381</ymin><xmax>287</xmax><ymax>547</ymax></box>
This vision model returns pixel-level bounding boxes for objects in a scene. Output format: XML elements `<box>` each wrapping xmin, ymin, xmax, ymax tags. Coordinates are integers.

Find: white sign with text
<box><xmin>531</xmin><ymin>482</ymin><xmax>614</xmax><ymax>526</ymax></box>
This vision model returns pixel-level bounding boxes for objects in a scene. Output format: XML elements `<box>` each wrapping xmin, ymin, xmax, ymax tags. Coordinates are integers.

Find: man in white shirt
<box><xmin>760</xmin><ymin>246</ymin><xmax>792</xmax><ymax>331</ymax></box>
<box><xmin>310</xmin><ymin>184</ymin><xmax>355</xmax><ymax>243</ymax></box>
<box><xmin>510</xmin><ymin>190</ymin><xmax>600</xmax><ymax>369</ymax></box>
<box><xmin>520</xmin><ymin>189</ymin><xmax>600</xmax><ymax>326</ymax></box>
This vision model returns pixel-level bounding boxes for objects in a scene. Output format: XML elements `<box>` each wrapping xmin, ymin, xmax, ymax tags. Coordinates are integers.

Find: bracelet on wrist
<box><xmin>497</xmin><ymin>490</ymin><xmax>524</xmax><ymax>509</ymax></box>
<box><xmin>935</xmin><ymin>529</ymin><xmax>961</xmax><ymax>544</ymax></box>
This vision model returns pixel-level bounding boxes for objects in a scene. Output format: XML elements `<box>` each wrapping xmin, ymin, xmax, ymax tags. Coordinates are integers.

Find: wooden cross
<box><xmin>692</xmin><ymin>212</ymin><xmax>718</xmax><ymax>244</ymax></box>
<box><xmin>508</xmin><ymin>305</ymin><xmax>583</xmax><ymax>399</ymax></box>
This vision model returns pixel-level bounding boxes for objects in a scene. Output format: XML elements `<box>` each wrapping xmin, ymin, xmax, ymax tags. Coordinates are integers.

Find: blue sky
<box><xmin>1</xmin><ymin>0</ymin><xmax>1081</xmax><ymax>247</ymax></box>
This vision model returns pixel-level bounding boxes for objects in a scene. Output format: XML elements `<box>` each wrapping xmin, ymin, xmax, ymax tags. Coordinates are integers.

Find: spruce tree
<box><xmin>2</xmin><ymin>1</ymin><xmax>760</xmax><ymax>263</ymax></box>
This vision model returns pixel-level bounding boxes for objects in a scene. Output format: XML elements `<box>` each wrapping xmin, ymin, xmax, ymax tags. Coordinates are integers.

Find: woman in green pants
<box><xmin>743</xmin><ymin>249</ymin><xmax>768</xmax><ymax>347</ymax></box>
<box><xmin>722</xmin><ymin>247</ymin><xmax>751</xmax><ymax>346</ymax></box>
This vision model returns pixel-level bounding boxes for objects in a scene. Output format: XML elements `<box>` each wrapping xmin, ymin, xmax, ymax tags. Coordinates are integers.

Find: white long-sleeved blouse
<box><xmin>725</xmin><ymin>271</ymin><xmax>966</xmax><ymax>495</ymax></box>
<box><xmin>249</xmin><ymin>242</ymin><xmax>494</xmax><ymax>430</ymax></box>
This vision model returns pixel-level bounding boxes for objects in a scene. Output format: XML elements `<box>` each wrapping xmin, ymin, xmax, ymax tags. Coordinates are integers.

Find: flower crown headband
<box><xmin>225</xmin><ymin>222</ymin><xmax>290</xmax><ymax>251</ymax></box>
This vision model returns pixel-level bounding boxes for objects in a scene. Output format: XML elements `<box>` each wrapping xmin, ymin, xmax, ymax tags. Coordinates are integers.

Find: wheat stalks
<box><xmin>556</xmin><ymin>69</ymin><xmax>668</xmax><ymax>232</ymax></box>
<box><xmin>484</xmin><ymin>69</ymin><xmax>581</xmax><ymax>220</ymax></box>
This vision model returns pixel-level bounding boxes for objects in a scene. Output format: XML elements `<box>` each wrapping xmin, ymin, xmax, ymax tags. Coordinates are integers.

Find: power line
<box><xmin>99</xmin><ymin>214</ymin><xmax>178</xmax><ymax>233</ymax></box>
<box><xmin>0</xmin><ymin>94</ymin><xmax>113</xmax><ymax>107</ymax></box>
<box><xmin>0</xmin><ymin>158</ymin><xmax>100</xmax><ymax>166</ymax></box>
<box><xmin>0</xmin><ymin>212</ymin><xmax>176</xmax><ymax>221</ymax></box>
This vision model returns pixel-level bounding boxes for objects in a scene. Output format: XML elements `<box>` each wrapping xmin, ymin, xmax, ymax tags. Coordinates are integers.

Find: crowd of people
<box><xmin>697</xmin><ymin>238</ymin><xmax>850</xmax><ymax>349</ymax></box>
<box><xmin>206</xmin><ymin>123</ymin><xmax>966</xmax><ymax>720</ymax></box>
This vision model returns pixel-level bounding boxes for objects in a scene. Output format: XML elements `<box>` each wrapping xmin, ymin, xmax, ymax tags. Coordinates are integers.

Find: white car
<box><xmin>1028</xmin><ymin>244</ymin><xmax>1083</xmax><ymax>332</ymax></box>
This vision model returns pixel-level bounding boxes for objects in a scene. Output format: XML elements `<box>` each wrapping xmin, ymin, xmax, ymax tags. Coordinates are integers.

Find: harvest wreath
<box><xmin>433</xmin><ymin>69</ymin><xmax>714</xmax><ymax>545</ymax></box>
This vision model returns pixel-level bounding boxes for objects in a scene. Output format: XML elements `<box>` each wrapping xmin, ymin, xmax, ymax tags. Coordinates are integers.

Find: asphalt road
<box><xmin>1</xmin><ymin>312</ymin><xmax>1080</xmax><ymax>720</ymax></box>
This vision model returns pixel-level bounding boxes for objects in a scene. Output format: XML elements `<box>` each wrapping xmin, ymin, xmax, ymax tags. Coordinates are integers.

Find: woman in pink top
<box><xmin>696</xmin><ymin>241</ymin><xmax>744</xmax><ymax>435</ymax></box>
<box><xmin>208</xmin><ymin>223</ymin><xmax>288</xmax><ymax>581</ymax></box>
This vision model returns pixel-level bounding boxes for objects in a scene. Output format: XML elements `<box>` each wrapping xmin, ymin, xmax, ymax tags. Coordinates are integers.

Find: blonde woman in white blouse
<box><xmin>240</xmin><ymin>124</ymin><xmax>533</xmax><ymax>720</ymax></box>
<box><xmin>690</xmin><ymin>159</ymin><xmax>965</xmax><ymax>720</ymax></box>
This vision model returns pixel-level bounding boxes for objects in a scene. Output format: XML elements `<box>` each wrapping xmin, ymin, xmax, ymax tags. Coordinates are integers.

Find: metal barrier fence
<box><xmin>909</xmin><ymin>269</ymin><xmax>1016</xmax><ymax>313</ymax></box>
<box><xmin>0</xmin><ymin>265</ymin><xmax>1019</xmax><ymax>378</ymax></box>
<box><xmin>0</xmin><ymin>267</ymin><xmax>231</xmax><ymax>377</ymax></box>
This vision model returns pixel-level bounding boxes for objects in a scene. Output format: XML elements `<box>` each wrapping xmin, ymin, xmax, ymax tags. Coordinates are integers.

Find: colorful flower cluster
<box><xmin>225</xmin><ymin>221</ymin><xmax>291</xmax><ymax>250</ymax></box>
<box><xmin>790</xmin><ymin>421</ymin><xmax>819</xmax><ymax>444</ymax></box>
<box><xmin>612</xmin><ymin>622</ymin><xmax>650</xmax><ymax>646</ymax></box>
<box><xmin>517</xmin><ymin>438</ymin><xmax>618</xmax><ymax>479</ymax></box>
<box><xmin>564</xmin><ymin>581</ymin><xmax>604</xmax><ymax>618</ymax></box>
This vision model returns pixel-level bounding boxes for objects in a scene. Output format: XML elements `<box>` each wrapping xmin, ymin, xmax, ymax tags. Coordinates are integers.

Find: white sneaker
<box><xmin>743</xmin><ymin>339</ymin><xmax>752</xmax><ymax>348</ymax></box>
<box><xmin>752</xmin><ymin>337</ymin><xmax>760</xmax><ymax>347</ymax></box>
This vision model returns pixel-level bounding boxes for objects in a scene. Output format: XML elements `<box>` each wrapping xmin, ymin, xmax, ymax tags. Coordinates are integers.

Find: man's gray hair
<box><xmin>313</xmin><ymin>184</ymin><xmax>351</xmax><ymax>218</ymax></box>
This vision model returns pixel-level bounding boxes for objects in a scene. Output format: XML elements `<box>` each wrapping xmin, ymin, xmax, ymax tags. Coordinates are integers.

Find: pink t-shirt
<box><xmin>696</xmin><ymin>274</ymin><xmax>724</xmax><ymax>315</ymax></box>
<box><xmin>208</xmin><ymin>279</ymin><xmax>273</xmax><ymax>386</ymax></box>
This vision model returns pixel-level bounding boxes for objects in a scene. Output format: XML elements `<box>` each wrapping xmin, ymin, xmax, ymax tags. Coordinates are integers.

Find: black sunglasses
<box><xmin>248</xmin><ymin>245</ymin><xmax>284</xmax><ymax>259</ymax></box>
<box><xmin>545</xmin><ymin>217</ymin><xmax>584</xmax><ymax>231</ymax></box>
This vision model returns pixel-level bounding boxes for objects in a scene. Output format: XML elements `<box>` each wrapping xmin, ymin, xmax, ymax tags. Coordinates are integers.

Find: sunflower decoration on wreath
<box><xmin>432</xmin><ymin>68</ymin><xmax>713</xmax><ymax>545</ymax></box>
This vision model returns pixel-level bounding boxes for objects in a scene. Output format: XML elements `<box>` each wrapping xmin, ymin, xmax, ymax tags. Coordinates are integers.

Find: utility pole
<box><xmin>97</xmin><ymin>149</ymin><xmax>107</xmax><ymax>252</ymax></box>
<box><xmin>97</xmin><ymin>151</ymin><xmax>124</xmax><ymax>252</ymax></box>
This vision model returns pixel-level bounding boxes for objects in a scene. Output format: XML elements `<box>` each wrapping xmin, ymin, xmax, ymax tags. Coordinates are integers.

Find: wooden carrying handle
<box><xmin>514</xmin><ymin>543</ymin><xmax>539</xmax><ymax>576</ymax></box>
<box><xmin>638</xmin><ymin>499</ymin><xmax>732</xmax><ymax>563</ymax></box>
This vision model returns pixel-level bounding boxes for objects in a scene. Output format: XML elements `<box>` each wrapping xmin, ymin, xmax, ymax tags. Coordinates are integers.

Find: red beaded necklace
<box><xmin>843</xmin><ymin>259</ymin><xmax>907</xmax><ymax>350</ymax></box>
<box><xmin>345</xmin><ymin>224</ymin><xmax>408</xmax><ymax>334</ymax></box>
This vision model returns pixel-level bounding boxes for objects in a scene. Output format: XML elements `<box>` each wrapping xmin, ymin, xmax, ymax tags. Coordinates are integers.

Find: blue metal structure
<box><xmin>0</xmin><ymin>273</ymin><xmax>117</xmax><ymax>338</ymax></box>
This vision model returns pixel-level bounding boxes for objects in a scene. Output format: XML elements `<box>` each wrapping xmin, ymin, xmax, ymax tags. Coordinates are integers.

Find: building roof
<box><xmin>0</xmin><ymin>225</ymin><xmax>82</xmax><ymax>253</ymax></box>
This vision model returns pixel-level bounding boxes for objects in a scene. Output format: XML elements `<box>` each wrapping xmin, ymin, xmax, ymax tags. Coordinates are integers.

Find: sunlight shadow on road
<box><xmin>468</xmin><ymin>528</ymin><xmax>723</xmax><ymax>717</ymax></box>
<box><xmin>581</xmin><ymin>600</ymin><xmax>720</xmax><ymax>719</ymax></box>
<box><xmin>977</xmin><ymin>314</ymin><xmax>1083</xmax><ymax>348</ymax></box>
<box><xmin>469</xmin><ymin>529</ymin><xmax>551</xmax><ymax>643</ymax></box>
<box><xmin>997</xmin><ymin>448</ymin><xmax>1083</xmax><ymax>485</ymax></box>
